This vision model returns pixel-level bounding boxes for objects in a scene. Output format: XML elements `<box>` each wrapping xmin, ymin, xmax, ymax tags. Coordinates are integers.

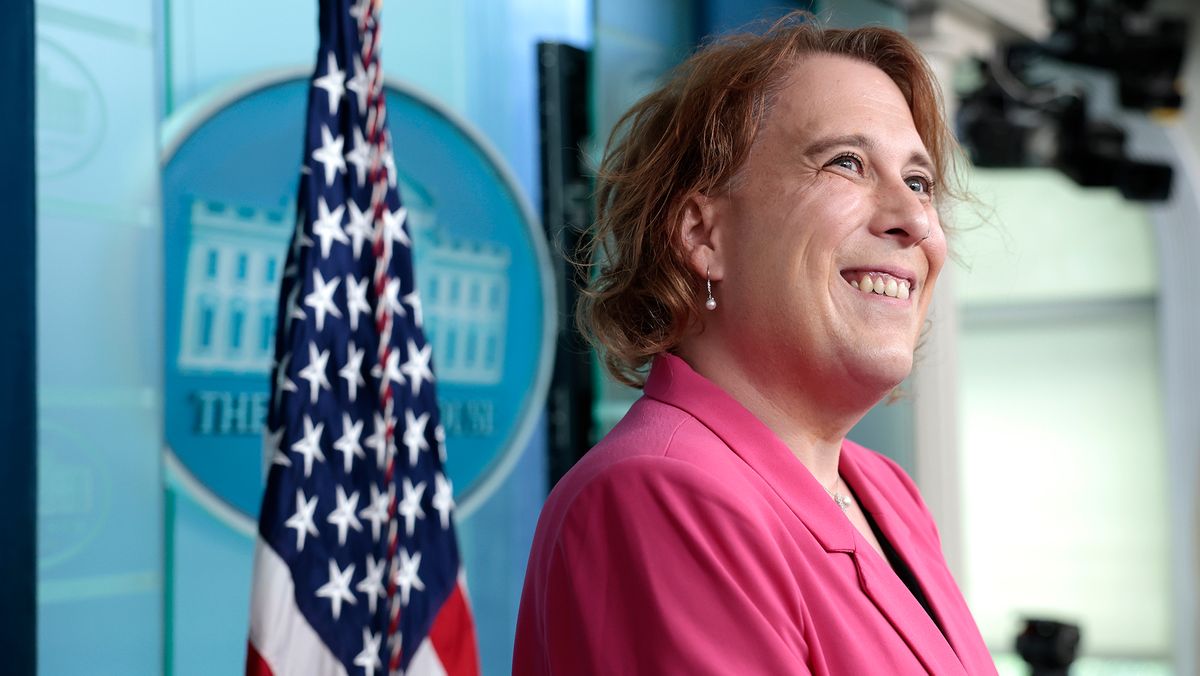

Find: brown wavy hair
<box><xmin>578</xmin><ymin>12</ymin><xmax>962</xmax><ymax>388</ymax></box>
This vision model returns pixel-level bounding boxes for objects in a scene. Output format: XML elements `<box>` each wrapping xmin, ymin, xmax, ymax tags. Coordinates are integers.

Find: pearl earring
<box><xmin>705</xmin><ymin>266</ymin><xmax>717</xmax><ymax>311</ymax></box>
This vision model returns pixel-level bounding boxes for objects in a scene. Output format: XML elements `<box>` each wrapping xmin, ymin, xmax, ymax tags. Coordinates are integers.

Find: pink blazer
<box><xmin>514</xmin><ymin>354</ymin><xmax>996</xmax><ymax>675</ymax></box>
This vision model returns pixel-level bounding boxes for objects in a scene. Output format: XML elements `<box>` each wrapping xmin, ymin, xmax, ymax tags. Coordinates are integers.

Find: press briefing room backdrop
<box><xmin>6</xmin><ymin>0</ymin><xmax>1200</xmax><ymax>674</ymax></box>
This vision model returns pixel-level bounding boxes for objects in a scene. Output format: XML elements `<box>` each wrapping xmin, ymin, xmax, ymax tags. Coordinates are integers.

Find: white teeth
<box><xmin>849</xmin><ymin>273</ymin><xmax>912</xmax><ymax>300</ymax></box>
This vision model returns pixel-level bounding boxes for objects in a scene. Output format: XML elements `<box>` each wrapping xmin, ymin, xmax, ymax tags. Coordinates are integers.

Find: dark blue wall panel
<box><xmin>0</xmin><ymin>0</ymin><xmax>37</xmax><ymax>672</ymax></box>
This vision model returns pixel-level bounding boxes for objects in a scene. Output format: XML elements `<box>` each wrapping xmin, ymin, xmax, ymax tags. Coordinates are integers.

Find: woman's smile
<box><xmin>840</xmin><ymin>268</ymin><xmax>917</xmax><ymax>301</ymax></box>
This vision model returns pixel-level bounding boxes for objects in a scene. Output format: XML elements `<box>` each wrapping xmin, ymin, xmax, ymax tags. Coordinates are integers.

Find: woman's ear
<box><xmin>678</xmin><ymin>192</ymin><xmax>725</xmax><ymax>281</ymax></box>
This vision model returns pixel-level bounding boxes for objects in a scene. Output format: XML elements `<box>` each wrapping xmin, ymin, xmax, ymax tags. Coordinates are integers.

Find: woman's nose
<box><xmin>870</xmin><ymin>181</ymin><xmax>930</xmax><ymax>246</ymax></box>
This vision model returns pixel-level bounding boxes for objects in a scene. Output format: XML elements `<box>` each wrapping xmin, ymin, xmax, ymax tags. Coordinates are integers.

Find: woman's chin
<box><xmin>842</xmin><ymin>347</ymin><xmax>914</xmax><ymax>397</ymax></box>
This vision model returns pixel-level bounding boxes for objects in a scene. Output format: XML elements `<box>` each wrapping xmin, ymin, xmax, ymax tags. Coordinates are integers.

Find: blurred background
<box><xmin>4</xmin><ymin>0</ymin><xmax>1199</xmax><ymax>674</ymax></box>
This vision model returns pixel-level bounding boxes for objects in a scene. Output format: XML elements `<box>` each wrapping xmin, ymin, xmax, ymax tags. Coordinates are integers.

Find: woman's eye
<box><xmin>829</xmin><ymin>154</ymin><xmax>863</xmax><ymax>173</ymax></box>
<box><xmin>906</xmin><ymin>176</ymin><xmax>933</xmax><ymax>194</ymax></box>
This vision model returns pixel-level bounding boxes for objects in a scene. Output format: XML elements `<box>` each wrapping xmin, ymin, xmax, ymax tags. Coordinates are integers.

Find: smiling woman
<box><xmin>683</xmin><ymin>54</ymin><xmax>949</xmax><ymax>419</ymax></box>
<box><xmin>514</xmin><ymin>12</ymin><xmax>994</xmax><ymax>675</ymax></box>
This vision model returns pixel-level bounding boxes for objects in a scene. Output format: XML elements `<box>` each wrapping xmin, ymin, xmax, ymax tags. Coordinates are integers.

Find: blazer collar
<box><xmin>644</xmin><ymin>354</ymin><xmax>969</xmax><ymax>675</ymax></box>
<box><xmin>644</xmin><ymin>354</ymin><xmax>857</xmax><ymax>553</ymax></box>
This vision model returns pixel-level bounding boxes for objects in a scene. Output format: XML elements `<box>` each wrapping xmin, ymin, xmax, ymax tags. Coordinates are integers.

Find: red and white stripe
<box><xmin>246</xmin><ymin>538</ymin><xmax>479</xmax><ymax>676</ymax></box>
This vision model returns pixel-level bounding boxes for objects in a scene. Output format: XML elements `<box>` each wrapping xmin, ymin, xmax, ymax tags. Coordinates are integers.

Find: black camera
<box><xmin>1047</xmin><ymin>0</ymin><xmax>1187</xmax><ymax>111</ymax></box>
<box><xmin>1016</xmin><ymin>618</ymin><xmax>1082</xmax><ymax>676</ymax></box>
<box><xmin>956</xmin><ymin>0</ymin><xmax>1186</xmax><ymax>201</ymax></box>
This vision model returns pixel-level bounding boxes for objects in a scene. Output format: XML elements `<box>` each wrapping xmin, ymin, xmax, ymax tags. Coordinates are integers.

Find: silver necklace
<box><xmin>823</xmin><ymin>477</ymin><xmax>852</xmax><ymax>512</ymax></box>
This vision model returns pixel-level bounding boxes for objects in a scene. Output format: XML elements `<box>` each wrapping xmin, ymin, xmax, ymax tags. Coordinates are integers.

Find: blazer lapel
<box><xmin>843</xmin><ymin>443</ymin><xmax>990</xmax><ymax>671</ymax></box>
<box><xmin>644</xmin><ymin>355</ymin><xmax>856</xmax><ymax>554</ymax></box>
<box><xmin>843</xmin><ymin>516</ymin><xmax>968</xmax><ymax>674</ymax></box>
<box><xmin>645</xmin><ymin>355</ymin><xmax>970</xmax><ymax>674</ymax></box>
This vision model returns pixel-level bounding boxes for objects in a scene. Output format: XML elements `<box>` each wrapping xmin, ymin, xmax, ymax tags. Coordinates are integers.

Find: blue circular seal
<box><xmin>162</xmin><ymin>70</ymin><xmax>555</xmax><ymax>532</ymax></box>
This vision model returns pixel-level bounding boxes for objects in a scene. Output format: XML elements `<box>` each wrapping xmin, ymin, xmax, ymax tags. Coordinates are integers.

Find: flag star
<box><xmin>381</xmin><ymin>278</ymin><xmax>406</xmax><ymax>319</ymax></box>
<box><xmin>345</xmin><ymin>275</ymin><xmax>371</xmax><ymax>332</ymax></box>
<box><xmin>311</xmin><ymin>197</ymin><xmax>348</xmax><ymax>258</ymax></box>
<box><xmin>284</xmin><ymin>283</ymin><xmax>305</xmax><ymax>337</ymax></box>
<box><xmin>298</xmin><ymin>341</ymin><xmax>332</xmax><ymax>405</ymax></box>
<box><xmin>381</xmin><ymin>144</ymin><xmax>398</xmax><ymax>188</ymax></box>
<box><xmin>400</xmin><ymin>339</ymin><xmax>434</xmax><ymax>397</ymax></box>
<box><xmin>435</xmin><ymin>424</ymin><xmax>447</xmax><ymax>462</ymax></box>
<box><xmin>381</xmin><ymin>205</ymin><xmax>411</xmax><ymax>248</ymax></box>
<box><xmin>311</xmin><ymin>124</ymin><xmax>346</xmax><ymax>186</ymax></box>
<box><xmin>371</xmin><ymin>348</ymin><xmax>405</xmax><ymax>392</ymax></box>
<box><xmin>315</xmin><ymin>559</ymin><xmax>357</xmax><ymax>620</ymax></box>
<box><xmin>344</xmin><ymin>200</ymin><xmax>374</xmax><ymax>259</ymax></box>
<box><xmin>345</xmin><ymin>127</ymin><xmax>372</xmax><ymax>187</ymax></box>
<box><xmin>303</xmin><ymin>269</ymin><xmax>343</xmax><ymax>332</ymax></box>
<box><xmin>339</xmin><ymin>340</ymin><xmax>367</xmax><ymax>402</ymax></box>
<box><xmin>313</xmin><ymin>51</ymin><xmax>345</xmax><ymax>115</ymax></box>
<box><xmin>364</xmin><ymin>412</ymin><xmax>392</xmax><ymax>470</ymax></box>
<box><xmin>402</xmin><ymin>289</ymin><xmax>424</xmax><ymax>328</ymax></box>
<box><xmin>346</xmin><ymin>56</ymin><xmax>370</xmax><ymax>113</ymax></box>
<box><xmin>358</xmin><ymin>482</ymin><xmax>390</xmax><ymax>542</ymax></box>
<box><xmin>285</xmin><ymin>222</ymin><xmax>314</xmax><ymax>284</ymax></box>
<box><xmin>333</xmin><ymin>413</ymin><xmax>365</xmax><ymax>474</ymax></box>
<box><xmin>289</xmin><ymin>300</ymin><xmax>307</xmax><ymax>322</ymax></box>
<box><xmin>355</xmin><ymin>554</ymin><xmax>388</xmax><ymax>616</ymax></box>
<box><xmin>398</xmin><ymin>477</ymin><xmax>427</xmax><ymax>537</ymax></box>
<box><xmin>353</xmin><ymin>627</ymin><xmax>382</xmax><ymax>676</ymax></box>
<box><xmin>271</xmin><ymin>446</ymin><xmax>292</xmax><ymax>468</ymax></box>
<box><xmin>273</xmin><ymin>351</ymin><xmax>299</xmax><ymax>410</ymax></box>
<box><xmin>326</xmin><ymin>485</ymin><xmax>363</xmax><ymax>546</ymax></box>
<box><xmin>394</xmin><ymin>548</ymin><xmax>425</xmax><ymax>607</ymax></box>
<box><xmin>267</xmin><ymin>426</ymin><xmax>291</xmax><ymax>468</ymax></box>
<box><xmin>402</xmin><ymin>409</ymin><xmax>431</xmax><ymax>467</ymax></box>
<box><xmin>290</xmin><ymin>414</ymin><xmax>326</xmax><ymax>478</ymax></box>
<box><xmin>433</xmin><ymin>472</ymin><xmax>455</xmax><ymax>530</ymax></box>
<box><xmin>288</xmin><ymin>208</ymin><xmax>313</xmax><ymax>269</ymax></box>
<box><xmin>284</xmin><ymin>489</ymin><xmax>320</xmax><ymax>551</ymax></box>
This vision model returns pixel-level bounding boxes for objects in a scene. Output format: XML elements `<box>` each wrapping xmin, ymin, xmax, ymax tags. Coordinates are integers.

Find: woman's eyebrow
<box><xmin>802</xmin><ymin>133</ymin><xmax>873</xmax><ymax>158</ymax></box>
<box><xmin>907</xmin><ymin>150</ymin><xmax>936</xmax><ymax>176</ymax></box>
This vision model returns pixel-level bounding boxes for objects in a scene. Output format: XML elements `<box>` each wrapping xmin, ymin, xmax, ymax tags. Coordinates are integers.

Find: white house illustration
<box><xmin>178</xmin><ymin>199</ymin><xmax>287</xmax><ymax>374</ymax></box>
<box><xmin>177</xmin><ymin>187</ymin><xmax>511</xmax><ymax>386</ymax></box>
<box><xmin>418</xmin><ymin>221</ymin><xmax>510</xmax><ymax>386</ymax></box>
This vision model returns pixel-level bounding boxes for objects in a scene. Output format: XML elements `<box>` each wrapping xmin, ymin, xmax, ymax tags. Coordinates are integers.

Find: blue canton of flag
<box><xmin>247</xmin><ymin>1</ymin><xmax>480</xmax><ymax>675</ymax></box>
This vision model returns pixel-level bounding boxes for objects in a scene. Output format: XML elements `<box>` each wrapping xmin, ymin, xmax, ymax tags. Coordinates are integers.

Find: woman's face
<box><xmin>706</xmin><ymin>55</ymin><xmax>947</xmax><ymax>395</ymax></box>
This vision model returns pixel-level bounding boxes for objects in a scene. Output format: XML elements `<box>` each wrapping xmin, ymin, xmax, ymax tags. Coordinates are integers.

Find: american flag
<box><xmin>246</xmin><ymin>0</ymin><xmax>480</xmax><ymax>674</ymax></box>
